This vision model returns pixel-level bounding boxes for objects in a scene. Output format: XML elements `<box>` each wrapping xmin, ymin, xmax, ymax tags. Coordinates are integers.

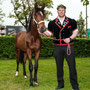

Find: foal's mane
<box><xmin>27</xmin><ymin>11</ymin><xmax>33</xmax><ymax>32</ymax></box>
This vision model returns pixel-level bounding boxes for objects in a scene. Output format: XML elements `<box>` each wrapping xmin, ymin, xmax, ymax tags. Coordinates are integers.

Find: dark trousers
<box><xmin>54</xmin><ymin>45</ymin><xmax>79</xmax><ymax>89</ymax></box>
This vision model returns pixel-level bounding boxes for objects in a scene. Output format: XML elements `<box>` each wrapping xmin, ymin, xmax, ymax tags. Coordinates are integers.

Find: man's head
<box><xmin>57</xmin><ymin>4</ymin><xmax>66</xmax><ymax>18</ymax></box>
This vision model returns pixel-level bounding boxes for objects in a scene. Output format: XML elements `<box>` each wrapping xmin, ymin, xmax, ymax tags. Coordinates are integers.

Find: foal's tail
<box><xmin>19</xmin><ymin>50</ymin><xmax>24</xmax><ymax>63</ymax></box>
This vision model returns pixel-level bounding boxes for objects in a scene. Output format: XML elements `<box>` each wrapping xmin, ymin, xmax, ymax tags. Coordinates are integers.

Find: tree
<box><xmin>81</xmin><ymin>0</ymin><xmax>89</xmax><ymax>38</ymax></box>
<box><xmin>81</xmin><ymin>0</ymin><xmax>89</xmax><ymax>5</ymax></box>
<box><xmin>0</xmin><ymin>9</ymin><xmax>5</xmax><ymax>26</ymax></box>
<box><xmin>9</xmin><ymin>0</ymin><xmax>53</xmax><ymax>30</ymax></box>
<box><xmin>0</xmin><ymin>0</ymin><xmax>5</xmax><ymax>26</ymax></box>
<box><xmin>77</xmin><ymin>12</ymin><xmax>86</xmax><ymax>38</ymax></box>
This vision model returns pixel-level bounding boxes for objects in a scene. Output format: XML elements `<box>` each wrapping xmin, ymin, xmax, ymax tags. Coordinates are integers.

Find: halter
<box><xmin>33</xmin><ymin>16</ymin><xmax>45</xmax><ymax>32</ymax></box>
<box><xmin>33</xmin><ymin>17</ymin><xmax>45</xmax><ymax>25</ymax></box>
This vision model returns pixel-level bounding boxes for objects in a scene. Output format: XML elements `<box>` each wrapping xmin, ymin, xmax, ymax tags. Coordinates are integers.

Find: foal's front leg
<box><xmin>27</xmin><ymin>49</ymin><xmax>33</xmax><ymax>86</ymax></box>
<box><xmin>34</xmin><ymin>60</ymin><xmax>39</xmax><ymax>86</ymax></box>
<box><xmin>29</xmin><ymin>61</ymin><xmax>33</xmax><ymax>86</ymax></box>
<box><xmin>34</xmin><ymin>50</ymin><xmax>40</xmax><ymax>86</ymax></box>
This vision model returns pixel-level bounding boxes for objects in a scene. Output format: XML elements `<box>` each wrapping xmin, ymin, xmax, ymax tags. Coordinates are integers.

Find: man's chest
<box><xmin>53</xmin><ymin>22</ymin><xmax>72</xmax><ymax>33</ymax></box>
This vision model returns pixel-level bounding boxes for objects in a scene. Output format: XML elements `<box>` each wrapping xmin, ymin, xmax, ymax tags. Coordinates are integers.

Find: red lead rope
<box><xmin>67</xmin><ymin>43</ymin><xmax>71</xmax><ymax>56</ymax></box>
<box><xmin>42</xmin><ymin>33</ymin><xmax>71</xmax><ymax>56</ymax></box>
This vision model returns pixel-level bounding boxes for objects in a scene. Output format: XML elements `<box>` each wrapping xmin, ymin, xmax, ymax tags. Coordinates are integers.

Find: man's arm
<box><xmin>64</xmin><ymin>29</ymin><xmax>78</xmax><ymax>44</ymax></box>
<box><xmin>70</xmin><ymin>30</ymin><xmax>78</xmax><ymax>39</ymax></box>
<box><xmin>43</xmin><ymin>30</ymin><xmax>52</xmax><ymax>36</ymax></box>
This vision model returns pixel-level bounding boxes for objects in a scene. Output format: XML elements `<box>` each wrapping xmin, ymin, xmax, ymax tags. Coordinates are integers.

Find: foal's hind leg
<box><xmin>34</xmin><ymin>50</ymin><xmax>40</xmax><ymax>86</ymax></box>
<box><xmin>15</xmin><ymin>49</ymin><xmax>20</xmax><ymax>77</ymax></box>
<box><xmin>23</xmin><ymin>53</ymin><xmax>27</xmax><ymax>78</ymax></box>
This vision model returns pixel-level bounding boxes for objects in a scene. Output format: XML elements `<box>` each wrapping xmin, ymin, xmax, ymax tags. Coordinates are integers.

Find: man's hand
<box><xmin>64</xmin><ymin>30</ymin><xmax>78</xmax><ymax>44</ymax></box>
<box><xmin>64</xmin><ymin>38</ymin><xmax>70</xmax><ymax>44</ymax></box>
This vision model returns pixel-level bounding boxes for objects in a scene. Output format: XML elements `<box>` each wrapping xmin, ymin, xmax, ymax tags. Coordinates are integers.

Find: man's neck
<box><xmin>58</xmin><ymin>16</ymin><xmax>65</xmax><ymax>21</ymax></box>
<box><xmin>57</xmin><ymin>16</ymin><xmax>65</xmax><ymax>25</ymax></box>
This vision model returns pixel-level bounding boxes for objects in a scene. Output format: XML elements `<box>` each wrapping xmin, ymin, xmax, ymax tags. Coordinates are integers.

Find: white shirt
<box><xmin>57</xmin><ymin>16</ymin><xmax>65</xmax><ymax>25</ymax></box>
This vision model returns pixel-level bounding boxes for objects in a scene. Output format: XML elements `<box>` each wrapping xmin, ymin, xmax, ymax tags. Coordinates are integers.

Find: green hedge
<box><xmin>74</xmin><ymin>38</ymin><xmax>90</xmax><ymax>57</ymax></box>
<box><xmin>0</xmin><ymin>36</ymin><xmax>15</xmax><ymax>59</ymax></box>
<box><xmin>0</xmin><ymin>36</ymin><xmax>90</xmax><ymax>59</ymax></box>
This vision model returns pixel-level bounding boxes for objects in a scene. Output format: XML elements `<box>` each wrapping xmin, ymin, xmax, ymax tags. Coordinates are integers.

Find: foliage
<box><xmin>0</xmin><ymin>36</ymin><xmax>90</xmax><ymax>59</ymax></box>
<box><xmin>0</xmin><ymin>36</ymin><xmax>15</xmax><ymax>59</ymax></box>
<box><xmin>74</xmin><ymin>38</ymin><xmax>90</xmax><ymax>57</ymax></box>
<box><xmin>77</xmin><ymin>12</ymin><xmax>86</xmax><ymax>38</ymax></box>
<box><xmin>40</xmin><ymin>37</ymin><xmax>54</xmax><ymax>57</ymax></box>
<box><xmin>81</xmin><ymin>0</ymin><xmax>89</xmax><ymax>5</ymax></box>
<box><xmin>0</xmin><ymin>0</ymin><xmax>5</xmax><ymax>26</ymax></box>
<box><xmin>9</xmin><ymin>0</ymin><xmax>53</xmax><ymax>29</ymax></box>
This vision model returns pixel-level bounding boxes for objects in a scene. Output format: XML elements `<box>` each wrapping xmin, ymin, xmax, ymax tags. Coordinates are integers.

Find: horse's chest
<box><xmin>27</xmin><ymin>38</ymin><xmax>41</xmax><ymax>50</ymax></box>
<box><xmin>31</xmin><ymin>43</ymin><xmax>39</xmax><ymax>49</ymax></box>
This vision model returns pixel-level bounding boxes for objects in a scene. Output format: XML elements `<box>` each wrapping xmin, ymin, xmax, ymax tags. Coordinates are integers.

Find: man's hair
<box><xmin>57</xmin><ymin>4</ymin><xmax>66</xmax><ymax>10</ymax></box>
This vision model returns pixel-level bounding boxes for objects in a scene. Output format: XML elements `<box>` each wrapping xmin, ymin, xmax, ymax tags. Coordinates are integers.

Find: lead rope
<box><xmin>67</xmin><ymin>43</ymin><xmax>71</xmax><ymax>56</ymax></box>
<box><xmin>42</xmin><ymin>33</ymin><xmax>71</xmax><ymax>56</ymax></box>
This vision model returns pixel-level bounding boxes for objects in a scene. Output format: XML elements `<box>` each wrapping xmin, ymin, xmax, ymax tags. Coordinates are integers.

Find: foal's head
<box><xmin>33</xmin><ymin>3</ymin><xmax>46</xmax><ymax>33</ymax></box>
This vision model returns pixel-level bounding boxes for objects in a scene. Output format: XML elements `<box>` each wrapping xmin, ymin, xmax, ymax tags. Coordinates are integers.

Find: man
<box><xmin>43</xmin><ymin>4</ymin><xmax>79</xmax><ymax>90</ymax></box>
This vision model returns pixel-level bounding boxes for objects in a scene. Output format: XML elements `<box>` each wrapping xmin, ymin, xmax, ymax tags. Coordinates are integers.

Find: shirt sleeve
<box><xmin>48</xmin><ymin>21</ymin><xmax>53</xmax><ymax>33</ymax></box>
<box><xmin>71</xmin><ymin>19</ymin><xmax>78</xmax><ymax>32</ymax></box>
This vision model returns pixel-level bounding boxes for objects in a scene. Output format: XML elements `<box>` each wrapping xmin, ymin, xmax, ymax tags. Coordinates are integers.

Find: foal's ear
<box><xmin>34</xmin><ymin>3</ymin><xmax>38</xmax><ymax>9</ymax></box>
<box><xmin>33</xmin><ymin>3</ymin><xmax>38</xmax><ymax>14</ymax></box>
<box><xmin>42</xmin><ymin>3</ymin><xmax>45</xmax><ymax>9</ymax></box>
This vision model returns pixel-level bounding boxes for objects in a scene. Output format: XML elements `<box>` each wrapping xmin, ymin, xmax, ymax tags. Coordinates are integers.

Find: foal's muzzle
<box><xmin>40</xmin><ymin>27</ymin><xmax>46</xmax><ymax>33</ymax></box>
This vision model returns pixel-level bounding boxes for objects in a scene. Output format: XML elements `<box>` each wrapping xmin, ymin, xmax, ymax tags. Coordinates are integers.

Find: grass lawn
<box><xmin>0</xmin><ymin>57</ymin><xmax>90</xmax><ymax>90</ymax></box>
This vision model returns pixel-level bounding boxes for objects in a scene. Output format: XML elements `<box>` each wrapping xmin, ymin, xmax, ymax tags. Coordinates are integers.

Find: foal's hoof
<box><xmin>30</xmin><ymin>83</ymin><xmax>33</xmax><ymax>87</ymax></box>
<box><xmin>15</xmin><ymin>71</ymin><xmax>18</xmax><ymax>77</ymax></box>
<box><xmin>34</xmin><ymin>82</ymin><xmax>39</xmax><ymax>86</ymax></box>
<box><xmin>24</xmin><ymin>76</ymin><xmax>27</xmax><ymax>79</ymax></box>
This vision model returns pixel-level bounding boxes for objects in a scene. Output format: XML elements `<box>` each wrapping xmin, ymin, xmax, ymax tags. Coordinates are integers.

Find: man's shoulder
<box><xmin>48</xmin><ymin>19</ymin><xmax>55</xmax><ymax>25</ymax></box>
<box><xmin>67</xmin><ymin>17</ymin><xmax>76</xmax><ymax>22</ymax></box>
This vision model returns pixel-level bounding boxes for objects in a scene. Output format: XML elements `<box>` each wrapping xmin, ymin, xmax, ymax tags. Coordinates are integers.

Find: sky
<box><xmin>1</xmin><ymin>0</ymin><xmax>90</xmax><ymax>28</ymax></box>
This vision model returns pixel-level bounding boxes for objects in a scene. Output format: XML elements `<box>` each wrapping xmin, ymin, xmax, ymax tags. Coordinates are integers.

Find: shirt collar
<box><xmin>57</xmin><ymin>16</ymin><xmax>65</xmax><ymax>22</ymax></box>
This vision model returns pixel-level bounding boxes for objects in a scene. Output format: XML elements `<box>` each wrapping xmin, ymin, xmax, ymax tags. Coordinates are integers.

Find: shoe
<box><xmin>55</xmin><ymin>86</ymin><xmax>64</xmax><ymax>89</ymax></box>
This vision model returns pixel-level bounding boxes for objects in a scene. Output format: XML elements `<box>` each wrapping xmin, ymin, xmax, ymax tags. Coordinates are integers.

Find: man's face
<box><xmin>57</xmin><ymin>8</ymin><xmax>66</xmax><ymax>18</ymax></box>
